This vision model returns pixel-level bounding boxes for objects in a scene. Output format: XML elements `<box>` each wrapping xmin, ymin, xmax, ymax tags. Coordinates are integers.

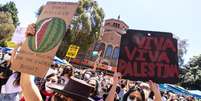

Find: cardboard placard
<box><xmin>37</xmin><ymin>2</ymin><xmax>78</xmax><ymax>25</ymax></box>
<box><xmin>11</xmin><ymin>2</ymin><xmax>78</xmax><ymax>77</ymax></box>
<box><xmin>117</xmin><ymin>29</ymin><xmax>179</xmax><ymax>83</ymax></box>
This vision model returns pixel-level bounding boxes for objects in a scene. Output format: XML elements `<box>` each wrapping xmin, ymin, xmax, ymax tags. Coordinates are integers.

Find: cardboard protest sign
<box><xmin>11</xmin><ymin>2</ymin><xmax>78</xmax><ymax>77</ymax></box>
<box><xmin>117</xmin><ymin>29</ymin><xmax>179</xmax><ymax>83</ymax></box>
<box><xmin>11</xmin><ymin>17</ymin><xmax>66</xmax><ymax>77</ymax></box>
<box><xmin>37</xmin><ymin>2</ymin><xmax>78</xmax><ymax>25</ymax></box>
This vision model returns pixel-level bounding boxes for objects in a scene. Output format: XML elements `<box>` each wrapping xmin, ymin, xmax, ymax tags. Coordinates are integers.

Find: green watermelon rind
<box><xmin>37</xmin><ymin>18</ymin><xmax>57</xmax><ymax>52</ymax></box>
<box><xmin>28</xmin><ymin>19</ymin><xmax>44</xmax><ymax>52</ymax></box>
<box><xmin>27</xmin><ymin>17</ymin><xmax>66</xmax><ymax>53</ymax></box>
<box><xmin>38</xmin><ymin>18</ymin><xmax>65</xmax><ymax>52</ymax></box>
<box><xmin>44</xmin><ymin>19</ymin><xmax>65</xmax><ymax>51</ymax></box>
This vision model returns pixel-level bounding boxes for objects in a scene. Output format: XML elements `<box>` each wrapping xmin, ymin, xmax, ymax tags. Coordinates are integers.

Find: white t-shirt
<box><xmin>1</xmin><ymin>73</ymin><xmax>22</xmax><ymax>94</ymax></box>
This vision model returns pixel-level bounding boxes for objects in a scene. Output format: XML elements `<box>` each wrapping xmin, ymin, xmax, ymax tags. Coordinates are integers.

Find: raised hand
<box><xmin>25</xmin><ymin>23</ymin><xmax>36</xmax><ymax>36</ymax></box>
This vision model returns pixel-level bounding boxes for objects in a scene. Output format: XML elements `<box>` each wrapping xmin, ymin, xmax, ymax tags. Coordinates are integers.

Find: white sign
<box><xmin>11</xmin><ymin>27</ymin><xmax>26</xmax><ymax>44</ymax></box>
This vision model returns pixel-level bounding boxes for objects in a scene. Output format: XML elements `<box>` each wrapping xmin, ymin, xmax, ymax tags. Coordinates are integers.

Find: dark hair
<box><xmin>60</xmin><ymin>66</ymin><xmax>73</xmax><ymax>77</ymax></box>
<box><xmin>122</xmin><ymin>86</ymin><xmax>145</xmax><ymax>101</ymax></box>
<box><xmin>87</xmin><ymin>78</ymin><xmax>99</xmax><ymax>96</ymax></box>
<box><xmin>40</xmin><ymin>73</ymin><xmax>57</xmax><ymax>90</ymax></box>
<box><xmin>13</xmin><ymin>72</ymin><xmax>21</xmax><ymax>86</ymax></box>
<box><xmin>116</xmin><ymin>85</ymin><xmax>121</xmax><ymax>94</ymax></box>
<box><xmin>82</xmin><ymin>69</ymin><xmax>96</xmax><ymax>79</ymax></box>
<box><xmin>149</xmin><ymin>91</ymin><xmax>154</xmax><ymax>99</ymax></box>
<box><xmin>46</xmin><ymin>73</ymin><xmax>57</xmax><ymax>80</ymax></box>
<box><xmin>120</xmin><ymin>80</ymin><xmax>127</xmax><ymax>88</ymax></box>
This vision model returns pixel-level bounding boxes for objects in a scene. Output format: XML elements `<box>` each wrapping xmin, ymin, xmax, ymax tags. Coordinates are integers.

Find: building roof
<box><xmin>105</xmin><ymin>18</ymin><xmax>129</xmax><ymax>28</ymax></box>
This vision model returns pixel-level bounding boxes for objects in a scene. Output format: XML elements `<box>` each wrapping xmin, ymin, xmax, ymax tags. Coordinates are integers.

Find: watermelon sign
<box><xmin>11</xmin><ymin>17</ymin><xmax>66</xmax><ymax>77</ymax></box>
<box><xmin>11</xmin><ymin>2</ymin><xmax>78</xmax><ymax>77</ymax></box>
<box><xmin>28</xmin><ymin>18</ymin><xmax>66</xmax><ymax>53</ymax></box>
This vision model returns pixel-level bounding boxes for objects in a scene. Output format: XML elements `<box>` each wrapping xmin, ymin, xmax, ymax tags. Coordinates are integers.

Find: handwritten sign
<box><xmin>37</xmin><ymin>1</ymin><xmax>78</xmax><ymax>25</ymax></box>
<box><xmin>117</xmin><ymin>29</ymin><xmax>179</xmax><ymax>83</ymax></box>
<box><xmin>11</xmin><ymin>2</ymin><xmax>78</xmax><ymax>77</ymax></box>
<box><xmin>11</xmin><ymin>18</ymin><xmax>67</xmax><ymax>77</ymax></box>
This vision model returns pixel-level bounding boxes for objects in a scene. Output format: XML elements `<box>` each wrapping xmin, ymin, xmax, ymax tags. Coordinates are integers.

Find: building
<box><xmin>72</xmin><ymin>18</ymin><xmax>129</xmax><ymax>73</ymax></box>
<box><xmin>94</xmin><ymin>18</ymin><xmax>129</xmax><ymax>66</ymax></box>
<box><xmin>38</xmin><ymin>1</ymin><xmax>129</xmax><ymax>73</ymax></box>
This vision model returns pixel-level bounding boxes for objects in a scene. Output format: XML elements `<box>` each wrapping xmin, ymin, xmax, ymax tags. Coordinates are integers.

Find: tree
<box><xmin>0</xmin><ymin>11</ymin><xmax>15</xmax><ymax>46</ymax></box>
<box><xmin>171</xmin><ymin>35</ymin><xmax>188</xmax><ymax>67</ymax></box>
<box><xmin>177</xmin><ymin>39</ymin><xmax>188</xmax><ymax>67</ymax></box>
<box><xmin>179</xmin><ymin>54</ymin><xmax>201</xmax><ymax>90</ymax></box>
<box><xmin>36</xmin><ymin>5</ymin><xmax>44</xmax><ymax>17</ymax></box>
<box><xmin>0</xmin><ymin>1</ymin><xmax>19</xmax><ymax>27</ymax></box>
<box><xmin>56</xmin><ymin>0</ymin><xmax>105</xmax><ymax>58</ymax></box>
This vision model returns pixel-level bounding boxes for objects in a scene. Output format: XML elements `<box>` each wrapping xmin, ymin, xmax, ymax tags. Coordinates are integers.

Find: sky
<box><xmin>1</xmin><ymin>0</ymin><xmax>200</xmax><ymax>64</ymax></box>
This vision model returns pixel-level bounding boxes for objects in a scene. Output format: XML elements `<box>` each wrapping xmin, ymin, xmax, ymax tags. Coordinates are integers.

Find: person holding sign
<box><xmin>19</xmin><ymin>24</ymin><xmax>95</xmax><ymax>101</ymax></box>
<box><xmin>105</xmin><ymin>72</ymin><xmax>162</xmax><ymax>101</ymax></box>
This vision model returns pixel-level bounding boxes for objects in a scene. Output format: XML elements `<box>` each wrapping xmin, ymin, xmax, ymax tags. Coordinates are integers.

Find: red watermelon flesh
<box><xmin>35</xmin><ymin>18</ymin><xmax>52</xmax><ymax>49</ymax></box>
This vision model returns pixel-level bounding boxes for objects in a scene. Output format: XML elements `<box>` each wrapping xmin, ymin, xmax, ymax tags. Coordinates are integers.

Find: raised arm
<box><xmin>149</xmin><ymin>80</ymin><xmax>162</xmax><ymax>101</ymax></box>
<box><xmin>105</xmin><ymin>72</ymin><xmax>121</xmax><ymax>101</ymax></box>
<box><xmin>20</xmin><ymin>73</ymin><xmax>43</xmax><ymax>101</ymax></box>
<box><xmin>18</xmin><ymin>24</ymin><xmax>43</xmax><ymax>101</ymax></box>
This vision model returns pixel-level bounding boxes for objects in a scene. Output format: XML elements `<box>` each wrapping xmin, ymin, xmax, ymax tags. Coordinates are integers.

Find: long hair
<box><xmin>13</xmin><ymin>72</ymin><xmax>21</xmax><ymax>86</ymax></box>
<box><xmin>60</xmin><ymin>65</ymin><xmax>73</xmax><ymax>78</ymax></box>
<box><xmin>40</xmin><ymin>73</ymin><xmax>57</xmax><ymax>91</ymax></box>
<box><xmin>88</xmin><ymin>78</ymin><xmax>100</xmax><ymax>96</ymax></box>
<box><xmin>122</xmin><ymin>86</ymin><xmax>145</xmax><ymax>101</ymax></box>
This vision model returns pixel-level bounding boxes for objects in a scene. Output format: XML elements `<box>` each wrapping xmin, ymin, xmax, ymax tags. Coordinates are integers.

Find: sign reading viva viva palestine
<box><xmin>11</xmin><ymin>2</ymin><xmax>78</xmax><ymax>77</ymax></box>
<box><xmin>117</xmin><ymin>29</ymin><xmax>179</xmax><ymax>84</ymax></box>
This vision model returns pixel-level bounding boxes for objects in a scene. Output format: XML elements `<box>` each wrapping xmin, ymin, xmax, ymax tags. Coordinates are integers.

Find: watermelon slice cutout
<box><xmin>35</xmin><ymin>18</ymin><xmax>52</xmax><ymax>49</ymax></box>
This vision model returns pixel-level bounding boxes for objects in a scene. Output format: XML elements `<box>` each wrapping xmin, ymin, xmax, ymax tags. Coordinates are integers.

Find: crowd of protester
<box><xmin>0</xmin><ymin>50</ymin><xmax>198</xmax><ymax>101</ymax></box>
<box><xmin>0</xmin><ymin>24</ymin><xmax>199</xmax><ymax>101</ymax></box>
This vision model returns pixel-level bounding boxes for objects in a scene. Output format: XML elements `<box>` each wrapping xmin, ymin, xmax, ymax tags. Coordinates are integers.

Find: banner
<box><xmin>117</xmin><ymin>29</ymin><xmax>179</xmax><ymax>83</ymax></box>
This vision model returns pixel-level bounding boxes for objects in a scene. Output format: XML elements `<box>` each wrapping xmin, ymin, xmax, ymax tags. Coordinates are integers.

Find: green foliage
<box><xmin>56</xmin><ymin>0</ymin><xmax>104</xmax><ymax>58</ymax></box>
<box><xmin>0</xmin><ymin>1</ymin><xmax>19</xmax><ymax>27</ymax></box>
<box><xmin>179</xmin><ymin>54</ymin><xmax>201</xmax><ymax>90</ymax></box>
<box><xmin>36</xmin><ymin>5</ymin><xmax>44</xmax><ymax>17</ymax></box>
<box><xmin>177</xmin><ymin>39</ymin><xmax>188</xmax><ymax>67</ymax></box>
<box><xmin>0</xmin><ymin>11</ymin><xmax>15</xmax><ymax>46</ymax></box>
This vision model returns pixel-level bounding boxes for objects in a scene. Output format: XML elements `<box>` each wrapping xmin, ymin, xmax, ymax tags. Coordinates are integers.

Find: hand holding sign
<box><xmin>11</xmin><ymin>17</ymin><xmax>67</xmax><ymax>77</ymax></box>
<box><xmin>25</xmin><ymin>23</ymin><xmax>36</xmax><ymax>36</ymax></box>
<box><xmin>113</xmin><ymin>72</ymin><xmax>121</xmax><ymax>82</ymax></box>
<box><xmin>148</xmin><ymin>80</ymin><xmax>162</xmax><ymax>101</ymax></box>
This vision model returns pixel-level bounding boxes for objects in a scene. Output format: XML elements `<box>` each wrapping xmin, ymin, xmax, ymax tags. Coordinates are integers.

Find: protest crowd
<box><xmin>0</xmin><ymin>4</ymin><xmax>200</xmax><ymax>100</ymax></box>
<box><xmin>0</xmin><ymin>47</ymin><xmax>198</xmax><ymax>101</ymax></box>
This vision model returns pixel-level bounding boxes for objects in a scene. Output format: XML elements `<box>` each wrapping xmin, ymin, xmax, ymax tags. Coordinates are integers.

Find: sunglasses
<box><xmin>129</xmin><ymin>95</ymin><xmax>142</xmax><ymax>101</ymax></box>
<box><xmin>54</xmin><ymin>93</ymin><xmax>78</xmax><ymax>101</ymax></box>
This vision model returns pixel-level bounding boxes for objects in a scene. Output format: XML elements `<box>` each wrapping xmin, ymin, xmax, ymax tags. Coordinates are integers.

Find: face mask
<box><xmin>84</xmin><ymin>74</ymin><xmax>91</xmax><ymax>80</ymax></box>
<box><xmin>45</xmin><ymin>82</ymin><xmax>54</xmax><ymax>93</ymax></box>
<box><xmin>127</xmin><ymin>97</ymin><xmax>143</xmax><ymax>101</ymax></box>
<box><xmin>143</xmin><ymin>89</ymin><xmax>150</xmax><ymax>100</ymax></box>
<box><xmin>127</xmin><ymin>97</ymin><xmax>132</xmax><ymax>101</ymax></box>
